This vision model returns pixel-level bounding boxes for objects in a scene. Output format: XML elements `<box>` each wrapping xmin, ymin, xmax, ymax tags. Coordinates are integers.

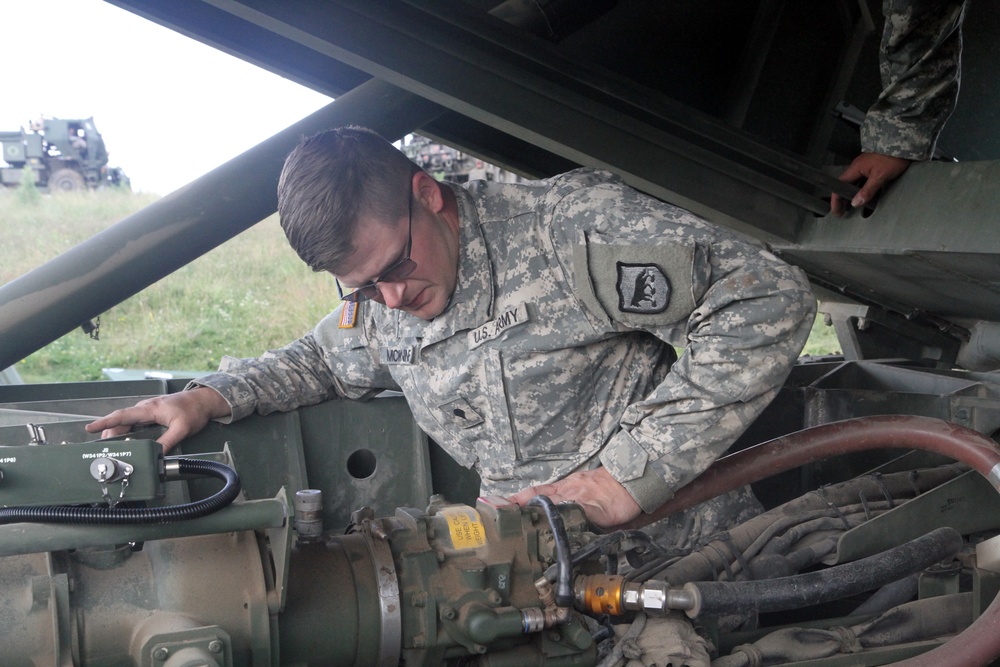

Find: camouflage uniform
<box><xmin>861</xmin><ymin>0</ymin><xmax>965</xmax><ymax>160</ymax></box>
<box><xmin>193</xmin><ymin>169</ymin><xmax>815</xmax><ymax>517</ymax></box>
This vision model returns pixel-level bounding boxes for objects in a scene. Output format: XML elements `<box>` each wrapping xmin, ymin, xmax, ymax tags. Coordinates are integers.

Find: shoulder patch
<box><xmin>338</xmin><ymin>300</ymin><xmax>358</xmax><ymax>328</ymax></box>
<box><xmin>617</xmin><ymin>263</ymin><xmax>670</xmax><ymax>314</ymax></box>
<box><xmin>572</xmin><ymin>232</ymin><xmax>698</xmax><ymax>327</ymax></box>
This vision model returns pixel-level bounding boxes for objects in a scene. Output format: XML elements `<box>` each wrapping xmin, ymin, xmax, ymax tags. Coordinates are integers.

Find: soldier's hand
<box><xmin>508</xmin><ymin>466</ymin><xmax>642</xmax><ymax>529</ymax></box>
<box><xmin>85</xmin><ymin>387</ymin><xmax>231</xmax><ymax>452</ymax></box>
<box><xmin>830</xmin><ymin>152</ymin><xmax>911</xmax><ymax>216</ymax></box>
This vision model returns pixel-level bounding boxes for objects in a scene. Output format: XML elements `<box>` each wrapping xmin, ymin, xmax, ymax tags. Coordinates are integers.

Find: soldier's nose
<box><xmin>378</xmin><ymin>281</ymin><xmax>407</xmax><ymax>309</ymax></box>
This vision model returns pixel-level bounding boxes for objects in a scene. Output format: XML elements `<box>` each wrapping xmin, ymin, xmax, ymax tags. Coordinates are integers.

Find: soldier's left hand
<box><xmin>508</xmin><ymin>467</ymin><xmax>642</xmax><ymax>529</ymax></box>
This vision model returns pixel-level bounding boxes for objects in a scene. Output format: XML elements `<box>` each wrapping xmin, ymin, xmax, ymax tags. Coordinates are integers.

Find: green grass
<box><xmin>3</xmin><ymin>189</ymin><xmax>340</xmax><ymax>383</ymax></box>
<box><xmin>803</xmin><ymin>313</ymin><xmax>840</xmax><ymax>358</ymax></box>
<box><xmin>2</xmin><ymin>189</ymin><xmax>842</xmax><ymax>383</ymax></box>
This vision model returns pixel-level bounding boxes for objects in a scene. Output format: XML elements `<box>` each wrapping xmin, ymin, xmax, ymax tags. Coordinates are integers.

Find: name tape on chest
<box><xmin>468</xmin><ymin>303</ymin><xmax>530</xmax><ymax>350</ymax></box>
<box><xmin>379</xmin><ymin>342</ymin><xmax>419</xmax><ymax>365</ymax></box>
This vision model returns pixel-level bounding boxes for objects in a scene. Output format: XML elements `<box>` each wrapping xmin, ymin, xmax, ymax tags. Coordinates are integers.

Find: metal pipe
<box><xmin>0</xmin><ymin>80</ymin><xmax>442</xmax><ymax>369</ymax></box>
<box><xmin>0</xmin><ymin>495</ymin><xmax>287</xmax><ymax>557</ymax></box>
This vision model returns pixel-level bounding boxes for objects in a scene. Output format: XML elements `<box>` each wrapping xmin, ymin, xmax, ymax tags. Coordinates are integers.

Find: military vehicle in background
<box><xmin>402</xmin><ymin>133</ymin><xmax>521</xmax><ymax>183</ymax></box>
<box><xmin>0</xmin><ymin>116</ymin><xmax>129</xmax><ymax>192</ymax></box>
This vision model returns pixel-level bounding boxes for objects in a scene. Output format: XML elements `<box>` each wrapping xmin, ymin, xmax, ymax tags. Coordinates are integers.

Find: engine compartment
<box><xmin>1</xmin><ymin>358</ymin><xmax>999</xmax><ymax>666</ymax></box>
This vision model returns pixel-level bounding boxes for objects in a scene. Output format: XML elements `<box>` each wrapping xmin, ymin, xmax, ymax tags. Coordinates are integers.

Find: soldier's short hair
<box><xmin>278</xmin><ymin>126</ymin><xmax>417</xmax><ymax>273</ymax></box>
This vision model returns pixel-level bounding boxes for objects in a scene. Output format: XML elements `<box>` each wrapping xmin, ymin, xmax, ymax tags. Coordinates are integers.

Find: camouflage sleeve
<box><xmin>600</xmin><ymin>258</ymin><xmax>816</xmax><ymax>513</ymax></box>
<box><xmin>860</xmin><ymin>0</ymin><xmax>965</xmax><ymax>160</ymax></box>
<box><xmin>188</xmin><ymin>304</ymin><xmax>396</xmax><ymax>422</ymax></box>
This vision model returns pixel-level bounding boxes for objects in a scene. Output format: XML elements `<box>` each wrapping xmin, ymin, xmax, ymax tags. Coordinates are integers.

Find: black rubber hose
<box><xmin>543</xmin><ymin>529</ymin><xmax>667</xmax><ymax>582</ymax></box>
<box><xmin>0</xmin><ymin>458</ymin><xmax>241</xmax><ymax>525</ymax></box>
<box><xmin>683</xmin><ymin>526</ymin><xmax>962</xmax><ymax>618</ymax></box>
<box><xmin>528</xmin><ymin>495</ymin><xmax>574</xmax><ymax>607</ymax></box>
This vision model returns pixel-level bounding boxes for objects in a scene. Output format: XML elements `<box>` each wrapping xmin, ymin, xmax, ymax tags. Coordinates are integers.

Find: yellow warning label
<box><xmin>440</xmin><ymin>506</ymin><xmax>487</xmax><ymax>550</ymax></box>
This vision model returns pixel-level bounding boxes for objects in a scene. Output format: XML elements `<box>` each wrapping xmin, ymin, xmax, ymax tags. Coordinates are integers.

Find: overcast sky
<box><xmin>2</xmin><ymin>0</ymin><xmax>332</xmax><ymax>195</ymax></box>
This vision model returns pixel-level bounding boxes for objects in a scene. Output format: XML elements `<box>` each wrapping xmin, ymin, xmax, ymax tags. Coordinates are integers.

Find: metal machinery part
<box><xmin>3</xmin><ymin>415</ymin><xmax>1000</xmax><ymax>666</ymax></box>
<box><xmin>0</xmin><ymin>437</ymin><xmax>597</xmax><ymax>666</ymax></box>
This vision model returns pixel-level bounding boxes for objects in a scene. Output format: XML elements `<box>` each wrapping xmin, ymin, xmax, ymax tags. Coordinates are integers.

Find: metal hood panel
<box><xmin>5</xmin><ymin>0</ymin><xmax>998</xmax><ymax>364</ymax></box>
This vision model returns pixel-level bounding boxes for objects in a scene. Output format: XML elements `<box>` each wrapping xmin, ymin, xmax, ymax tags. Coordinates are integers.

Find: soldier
<box><xmin>89</xmin><ymin>126</ymin><xmax>815</xmax><ymax>534</ymax></box>
<box><xmin>831</xmin><ymin>0</ymin><xmax>966</xmax><ymax>215</ymax></box>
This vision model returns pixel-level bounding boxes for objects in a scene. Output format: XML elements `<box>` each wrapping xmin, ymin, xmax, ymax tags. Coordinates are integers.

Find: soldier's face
<box><xmin>336</xmin><ymin>194</ymin><xmax>459</xmax><ymax>320</ymax></box>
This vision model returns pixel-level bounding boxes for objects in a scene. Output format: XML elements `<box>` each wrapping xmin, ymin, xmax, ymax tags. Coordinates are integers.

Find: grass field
<box><xmin>3</xmin><ymin>189</ymin><xmax>340</xmax><ymax>383</ymax></box>
<box><xmin>3</xmin><ymin>189</ymin><xmax>842</xmax><ymax>383</ymax></box>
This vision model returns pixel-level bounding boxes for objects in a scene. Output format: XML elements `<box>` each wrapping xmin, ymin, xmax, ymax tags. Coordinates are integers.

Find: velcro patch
<box><xmin>338</xmin><ymin>301</ymin><xmax>358</xmax><ymax>328</ymax></box>
<box><xmin>573</xmin><ymin>233</ymin><xmax>698</xmax><ymax>327</ymax></box>
<box><xmin>379</xmin><ymin>341</ymin><xmax>419</xmax><ymax>365</ymax></box>
<box><xmin>617</xmin><ymin>263</ymin><xmax>670</xmax><ymax>314</ymax></box>
<box><xmin>440</xmin><ymin>397</ymin><xmax>485</xmax><ymax>428</ymax></box>
<box><xmin>467</xmin><ymin>303</ymin><xmax>530</xmax><ymax>350</ymax></box>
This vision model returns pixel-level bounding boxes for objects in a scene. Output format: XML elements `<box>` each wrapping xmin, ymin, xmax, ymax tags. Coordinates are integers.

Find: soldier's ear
<box><xmin>413</xmin><ymin>171</ymin><xmax>444</xmax><ymax>213</ymax></box>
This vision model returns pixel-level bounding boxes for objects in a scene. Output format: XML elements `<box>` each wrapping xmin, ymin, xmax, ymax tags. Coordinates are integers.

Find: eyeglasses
<box><xmin>336</xmin><ymin>194</ymin><xmax>416</xmax><ymax>303</ymax></box>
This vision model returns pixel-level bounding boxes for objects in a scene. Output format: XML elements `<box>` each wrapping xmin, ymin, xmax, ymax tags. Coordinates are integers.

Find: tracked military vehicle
<box><xmin>0</xmin><ymin>1</ymin><xmax>999</xmax><ymax>665</ymax></box>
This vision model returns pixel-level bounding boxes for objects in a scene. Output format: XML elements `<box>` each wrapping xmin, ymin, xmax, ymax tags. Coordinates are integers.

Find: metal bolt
<box><xmin>152</xmin><ymin>647</ymin><xmax>169</xmax><ymax>661</ymax></box>
<box><xmin>441</xmin><ymin>605</ymin><xmax>456</xmax><ymax>620</ymax></box>
<box><xmin>487</xmin><ymin>590</ymin><xmax>502</xmax><ymax>605</ymax></box>
<box><xmin>370</xmin><ymin>522</ymin><xmax>389</xmax><ymax>541</ymax></box>
<box><xmin>208</xmin><ymin>640</ymin><xmax>224</xmax><ymax>654</ymax></box>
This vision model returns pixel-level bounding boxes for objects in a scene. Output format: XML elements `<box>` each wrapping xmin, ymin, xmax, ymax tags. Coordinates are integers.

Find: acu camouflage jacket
<box><xmin>194</xmin><ymin>169</ymin><xmax>815</xmax><ymax>513</ymax></box>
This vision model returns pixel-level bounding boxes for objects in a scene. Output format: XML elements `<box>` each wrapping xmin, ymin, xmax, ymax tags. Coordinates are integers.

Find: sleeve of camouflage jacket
<box><xmin>600</xmin><ymin>258</ymin><xmax>816</xmax><ymax>513</ymax></box>
<box><xmin>188</xmin><ymin>304</ymin><xmax>397</xmax><ymax>422</ymax></box>
<box><xmin>552</xmin><ymin>175</ymin><xmax>817</xmax><ymax>514</ymax></box>
<box><xmin>860</xmin><ymin>0</ymin><xmax>965</xmax><ymax>160</ymax></box>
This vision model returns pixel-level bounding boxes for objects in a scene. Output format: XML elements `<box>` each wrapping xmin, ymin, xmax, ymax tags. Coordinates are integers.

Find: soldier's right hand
<box><xmin>85</xmin><ymin>387</ymin><xmax>232</xmax><ymax>453</ymax></box>
<box><xmin>830</xmin><ymin>152</ymin><xmax>911</xmax><ymax>216</ymax></box>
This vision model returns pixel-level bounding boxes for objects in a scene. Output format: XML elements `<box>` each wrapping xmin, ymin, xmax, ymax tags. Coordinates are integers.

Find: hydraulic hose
<box><xmin>528</xmin><ymin>495</ymin><xmax>574</xmax><ymax>607</ymax></box>
<box><xmin>660</xmin><ymin>466</ymin><xmax>962</xmax><ymax>587</ymax></box>
<box><xmin>543</xmin><ymin>529</ymin><xmax>668</xmax><ymax>583</ymax></box>
<box><xmin>0</xmin><ymin>458</ymin><xmax>241</xmax><ymax>525</ymax></box>
<box><xmin>626</xmin><ymin>415</ymin><xmax>1000</xmax><ymax>667</ymax></box>
<box><xmin>680</xmin><ymin>526</ymin><xmax>962</xmax><ymax>617</ymax></box>
<box><xmin>631</xmin><ymin>416</ymin><xmax>1000</xmax><ymax>525</ymax></box>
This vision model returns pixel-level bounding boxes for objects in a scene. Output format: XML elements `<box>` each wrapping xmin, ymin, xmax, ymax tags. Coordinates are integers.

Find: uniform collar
<box><xmin>384</xmin><ymin>182</ymin><xmax>494</xmax><ymax>342</ymax></box>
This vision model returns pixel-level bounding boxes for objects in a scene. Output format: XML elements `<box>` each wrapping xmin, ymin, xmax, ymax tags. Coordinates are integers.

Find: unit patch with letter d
<box><xmin>616</xmin><ymin>262</ymin><xmax>670</xmax><ymax>314</ymax></box>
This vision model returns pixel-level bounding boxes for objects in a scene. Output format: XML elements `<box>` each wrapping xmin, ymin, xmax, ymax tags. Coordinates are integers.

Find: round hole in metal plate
<box><xmin>347</xmin><ymin>448</ymin><xmax>378</xmax><ymax>479</ymax></box>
